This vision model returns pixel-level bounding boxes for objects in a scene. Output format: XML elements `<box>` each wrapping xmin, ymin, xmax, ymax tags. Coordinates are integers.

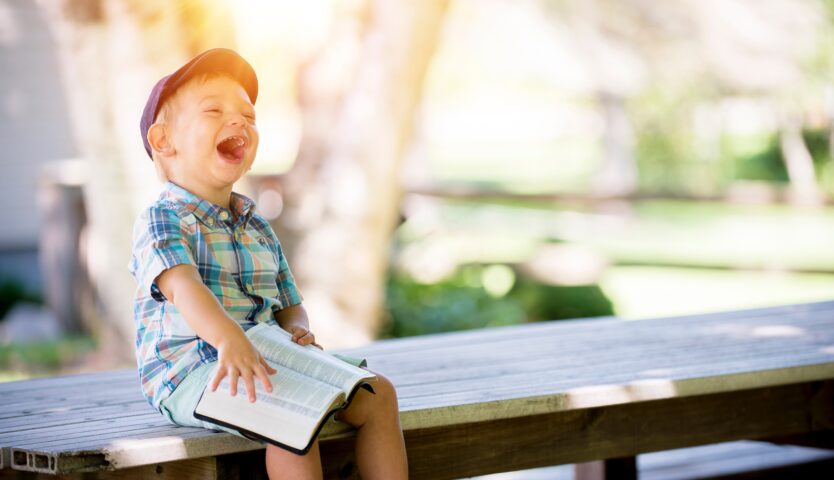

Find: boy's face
<box><xmin>162</xmin><ymin>75</ymin><xmax>259</xmax><ymax>192</ymax></box>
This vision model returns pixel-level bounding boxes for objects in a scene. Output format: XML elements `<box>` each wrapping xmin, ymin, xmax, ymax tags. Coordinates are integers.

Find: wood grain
<box><xmin>321</xmin><ymin>381</ymin><xmax>834</xmax><ymax>479</ymax></box>
<box><xmin>0</xmin><ymin>301</ymin><xmax>832</xmax><ymax>475</ymax></box>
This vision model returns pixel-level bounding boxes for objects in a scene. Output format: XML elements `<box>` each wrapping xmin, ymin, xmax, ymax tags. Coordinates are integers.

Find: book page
<box><xmin>247</xmin><ymin>323</ymin><xmax>375</xmax><ymax>392</ymax></box>
<box><xmin>215</xmin><ymin>363</ymin><xmax>343</xmax><ymax>418</ymax></box>
<box><xmin>195</xmin><ymin>364</ymin><xmax>345</xmax><ymax>451</ymax></box>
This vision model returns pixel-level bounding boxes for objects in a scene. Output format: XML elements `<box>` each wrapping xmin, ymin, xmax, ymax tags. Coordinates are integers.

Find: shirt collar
<box><xmin>161</xmin><ymin>181</ymin><xmax>256</xmax><ymax>227</ymax></box>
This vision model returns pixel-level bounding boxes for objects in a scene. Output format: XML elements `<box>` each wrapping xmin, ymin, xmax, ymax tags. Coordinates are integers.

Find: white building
<box><xmin>0</xmin><ymin>0</ymin><xmax>76</xmax><ymax>292</ymax></box>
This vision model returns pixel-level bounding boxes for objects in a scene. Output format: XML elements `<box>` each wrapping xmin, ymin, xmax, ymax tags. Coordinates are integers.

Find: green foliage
<box><xmin>0</xmin><ymin>336</ymin><xmax>96</xmax><ymax>373</ymax></box>
<box><xmin>731</xmin><ymin>134</ymin><xmax>788</xmax><ymax>182</ymax></box>
<box><xmin>0</xmin><ymin>279</ymin><xmax>42</xmax><ymax>323</ymax></box>
<box><xmin>630</xmin><ymin>85</ymin><xmax>724</xmax><ymax>195</ymax></box>
<box><xmin>509</xmin><ymin>279</ymin><xmax>614</xmax><ymax>322</ymax></box>
<box><xmin>730</xmin><ymin>129</ymin><xmax>832</xmax><ymax>188</ymax></box>
<box><xmin>804</xmin><ymin>128</ymin><xmax>831</xmax><ymax>164</ymax></box>
<box><xmin>380</xmin><ymin>269</ymin><xmax>614</xmax><ymax>338</ymax></box>
<box><xmin>381</xmin><ymin>273</ymin><xmax>525</xmax><ymax>338</ymax></box>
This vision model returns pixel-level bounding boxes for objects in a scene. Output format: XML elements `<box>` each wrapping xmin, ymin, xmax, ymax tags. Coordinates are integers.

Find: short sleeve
<box><xmin>128</xmin><ymin>206</ymin><xmax>196</xmax><ymax>302</ymax></box>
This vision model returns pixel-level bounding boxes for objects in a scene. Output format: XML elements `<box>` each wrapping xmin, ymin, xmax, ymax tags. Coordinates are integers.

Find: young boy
<box><xmin>129</xmin><ymin>48</ymin><xmax>408</xmax><ymax>479</ymax></box>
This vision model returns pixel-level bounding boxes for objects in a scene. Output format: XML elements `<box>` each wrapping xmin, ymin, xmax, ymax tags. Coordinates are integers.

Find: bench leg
<box><xmin>574</xmin><ymin>456</ymin><xmax>637</xmax><ymax>480</ymax></box>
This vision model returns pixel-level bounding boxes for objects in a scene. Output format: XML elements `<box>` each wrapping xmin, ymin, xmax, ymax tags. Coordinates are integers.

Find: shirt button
<box><xmin>219</xmin><ymin>211</ymin><xmax>229</xmax><ymax>221</ymax></box>
<box><xmin>246</xmin><ymin>283</ymin><xmax>254</xmax><ymax>291</ymax></box>
<box><xmin>206</xmin><ymin>218</ymin><xmax>215</xmax><ymax>226</ymax></box>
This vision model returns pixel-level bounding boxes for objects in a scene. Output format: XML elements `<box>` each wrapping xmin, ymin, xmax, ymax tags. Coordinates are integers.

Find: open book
<box><xmin>194</xmin><ymin>322</ymin><xmax>376</xmax><ymax>455</ymax></box>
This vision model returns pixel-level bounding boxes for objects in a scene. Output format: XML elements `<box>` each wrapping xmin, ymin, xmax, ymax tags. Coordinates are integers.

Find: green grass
<box><xmin>426</xmin><ymin>138</ymin><xmax>600</xmax><ymax>192</ymax></box>
<box><xmin>0</xmin><ymin>372</ymin><xmax>31</xmax><ymax>382</ymax></box>
<box><xmin>600</xmin><ymin>266</ymin><xmax>834</xmax><ymax>320</ymax></box>
<box><xmin>395</xmin><ymin>198</ymin><xmax>834</xmax><ymax>322</ymax></box>
<box><xmin>0</xmin><ymin>335</ymin><xmax>97</xmax><ymax>379</ymax></box>
<box><xmin>416</xmin><ymin>199</ymin><xmax>834</xmax><ymax>272</ymax></box>
<box><xmin>584</xmin><ymin>201</ymin><xmax>834</xmax><ymax>271</ymax></box>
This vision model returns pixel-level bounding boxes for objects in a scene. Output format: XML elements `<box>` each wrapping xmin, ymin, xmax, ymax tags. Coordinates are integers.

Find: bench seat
<box><xmin>1</xmin><ymin>301</ymin><xmax>834</xmax><ymax>479</ymax></box>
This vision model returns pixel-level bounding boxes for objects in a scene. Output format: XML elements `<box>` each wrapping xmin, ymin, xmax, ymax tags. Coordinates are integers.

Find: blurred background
<box><xmin>0</xmin><ymin>0</ymin><xmax>833</xmax><ymax>381</ymax></box>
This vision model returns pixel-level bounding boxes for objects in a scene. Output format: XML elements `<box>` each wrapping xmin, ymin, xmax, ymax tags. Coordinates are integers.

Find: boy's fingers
<box><xmin>210</xmin><ymin>368</ymin><xmax>225</xmax><ymax>392</ymax></box>
<box><xmin>244</xmin><ymin>374</ymin><xmax>257</xmax><ymax>402</ymax></box>
<box><xmin>291</xmin><ymin>327</ymin><xmax>306</xmax><ymax>340</ymax></box>
<box><xmin>229</xmin><ymin>369</ymin><xmax>239</xmax><ymax>396</ymax></box>
<box><xmin>293</xmin><ymin>329</ymin><xmax>315</xmax><ymax>345</ymax></box>
<box><xmin>260</xmin><ymin>356</ymin><xmax>277</xmax><ymax>375</ymax></box>
<box><xmin>255</xmin><ymin>364</ymin><xmax>273</xmax><ymax>393</ymax></box>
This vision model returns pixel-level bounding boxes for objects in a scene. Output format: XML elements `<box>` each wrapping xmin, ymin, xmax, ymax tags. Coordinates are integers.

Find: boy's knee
<box><xmin>337</xmin><ymin>372</ymin><xmax>399</xmax><ymax>427</ymax></box>
<box><xmin>371</xmin><ymin>373</ymin><xmax>398</xmax><ymax>409</ymax></box>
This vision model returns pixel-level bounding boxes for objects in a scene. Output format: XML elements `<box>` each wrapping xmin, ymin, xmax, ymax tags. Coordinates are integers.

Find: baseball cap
<box><xmin>140</xmin><ymin>48</ymin><xmax>258</xmax><ymax>159</ymax></box>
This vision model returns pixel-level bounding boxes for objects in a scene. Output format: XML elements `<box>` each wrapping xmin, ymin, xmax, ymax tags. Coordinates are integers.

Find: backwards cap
<box><xmin>139</xmin><ymin>48</ymin><xmax>258</xmax><ymax>158</ymax></box>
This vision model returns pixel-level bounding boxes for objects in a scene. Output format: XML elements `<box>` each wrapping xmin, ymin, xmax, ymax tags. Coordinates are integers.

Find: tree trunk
<box><xmin>40</xmin><ymin>0</ymin><xmax>233</xmax><ymax>360</ymax></box>
<box><xmin>593</xmin><ymin>91</ymin><xmax>637</xmax><ymax>197</ymax></box>
<box><xmin>780</xmin><ymin>114</ymin><xmax>822</xmax><ymax>206</ymax></box>
<box><xmin>276</xmin><ymin>0</ymin><xmax>449</xmax><ymax>347</ymax></box>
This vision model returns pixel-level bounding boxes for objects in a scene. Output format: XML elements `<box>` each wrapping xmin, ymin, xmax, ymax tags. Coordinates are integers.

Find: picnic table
<box><xmin>1</xmin><ymin>301</ymin><xmax>833</xmax><ymax>479</ymax></box>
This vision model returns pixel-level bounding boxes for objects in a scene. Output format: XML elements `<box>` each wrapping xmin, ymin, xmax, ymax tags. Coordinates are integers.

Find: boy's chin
<box><xmin>209</xmin><ymin>157</ymin><xmax>251</xmax><ymax>184</ymax></box>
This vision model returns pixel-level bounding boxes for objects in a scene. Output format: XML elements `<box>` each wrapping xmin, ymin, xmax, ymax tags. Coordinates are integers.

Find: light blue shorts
<box><xmin>159</xmin><ymin>361</ymin><xmax>243</xmax><ymax>436</ymax></box>
<box><xmin>158</xmin><ymin>353</ymin><xmax>368</xmax><ymax>438</ymax></box>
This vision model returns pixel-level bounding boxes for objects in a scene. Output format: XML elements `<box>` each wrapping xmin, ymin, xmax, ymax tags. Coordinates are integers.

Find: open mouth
<box><xmin>216</xmin><ymin>135</ymin><xmax>247</xmax><ymax>162</ymax></box>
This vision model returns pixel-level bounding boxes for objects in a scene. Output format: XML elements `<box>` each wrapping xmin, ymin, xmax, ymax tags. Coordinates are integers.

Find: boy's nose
<box><xmin>227</xmin><ymin>113</ymin><xmax>246</xmax><ymax>126</ymax></box>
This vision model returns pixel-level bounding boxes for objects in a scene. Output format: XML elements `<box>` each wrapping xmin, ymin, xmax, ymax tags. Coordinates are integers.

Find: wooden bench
<box><xmin>1</xmin><ymin>301</ymin><xmax>833</xmax><ymax>479</ymax></box>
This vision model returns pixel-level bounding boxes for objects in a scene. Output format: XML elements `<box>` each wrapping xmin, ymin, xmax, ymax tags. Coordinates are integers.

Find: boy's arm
<box><xmin>274</xmin><ymin>304</ymin><xmax>321</xmax><ymax>349</ymax></box>
<box><xmin>156</xmin><ymin>264</ymin><xmax>276</xmax><ymax>402</ymax></box>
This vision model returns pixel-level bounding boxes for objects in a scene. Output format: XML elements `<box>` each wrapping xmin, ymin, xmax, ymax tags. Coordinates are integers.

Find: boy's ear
<box><xmin>147</xmin><ymin>123</ymin><xmax>174</xmax><ymax>156</ymax></box>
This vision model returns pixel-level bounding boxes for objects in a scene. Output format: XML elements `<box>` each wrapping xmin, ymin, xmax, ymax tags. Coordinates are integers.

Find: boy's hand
<box><xmin>210</xmin><ymin>331</ymin><xmax>277</xmax><ymax>402</ymax></box>
<box><xmin>289</xmin><ymin>325</ymin><xmax>323</xmax><ymax>350</ymax></box>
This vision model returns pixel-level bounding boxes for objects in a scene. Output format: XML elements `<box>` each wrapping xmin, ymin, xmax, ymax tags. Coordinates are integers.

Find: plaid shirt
<box><xmin>128</xmin><ymin>181</ymin><xmax>302</xmax><ymax>411</ymax></box>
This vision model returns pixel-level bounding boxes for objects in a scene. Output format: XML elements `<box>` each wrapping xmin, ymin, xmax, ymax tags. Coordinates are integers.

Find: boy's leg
<box><xmin>266</xmin><ymin>441</ymin><xmax>322</xmax><ymax>480</ymax></box>
<box><xmin>335</xmin><ymin>372</ymin><xmax>408</xmax><ymax>480</ymax></box>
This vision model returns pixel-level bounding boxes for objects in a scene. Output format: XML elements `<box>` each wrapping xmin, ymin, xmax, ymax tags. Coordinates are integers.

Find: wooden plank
<box><xmin>0</xmin><ymin>457</ymin><xmax>220</xmax><ymax>479</ymax></box>
<box><xmin>319</xmin><ymin>381</ymin><xmax>834</xmax><ymax>479</ymax></box>
<box><xmin>0</xmin><ymin>370</ymin><xmax>134</xmax><ymax>396</ymax></box>
<box><xmin>4</xmin><ymin>442</ymin><xmax>834</xmax><ymax>480</ymax></box>
<box><xmin>0</xmin><ymin>304</ymin><xmax>829</xmax><ymax>417</ymax></box>
<box><xmin>25</xmin><ymin>364</ymin><xmax>832</xmax><ymax>464</ymax></box>
<box><xmin>0</xmin><ymin>406</ymin><xmax>158</xmax><ymax>432</ymax></box>
<box><xmin>11</xmin><ymin>420</ymin><xmax>351</xmax><ymax>468</ymax></box>
<box><xmin>372</xmin><ymin>313</ymin><xmax>834</xmax><ymax>375</ymax></box>
<box><xmin>371</xmin><ymin>310</ymin><xmax>834</xmax><ymax>367</ymax></box>
<box><xmin>2</xmin><ymin>414</ymin><xmax>173</xmax><ymax>446</ymax></box>
<box><xmin>345</xmin><ymin>301</ymin><xmax>834</xmax><ymax>357</ymax></box>
<box><xmin>390</xmin><ymin>363</ymin><xmax>834</xmax><ymax>432</ymax></box>
<box><xmin>638</xmin><ymin>441</ymin><xmax>834</xmax><ymax>480</ymax></box>
<box><xmin>0</xmin><ymin>393</ymin><xmax>142</xmax><ymax>418</ymax></box>
<box><xmin>15</xmin><ymin>360</ymin><xmax>831</xmax><ymax>464</ymax></box>
<box><xmin>2</xmin><ymin>302</ymin><xmax>833</xmax><ymax>474</ymax></box>
<box><xmin>368</xmin><ymin>313</ymin><xmax>834</xmax><ymax>402</ymax></box>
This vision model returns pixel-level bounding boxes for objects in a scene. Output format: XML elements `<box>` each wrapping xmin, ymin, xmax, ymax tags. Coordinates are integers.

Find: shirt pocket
<box><xmin>248</xmin><ymin>236</ymin><xmax>283</xmax><ymax>302</ymax></box>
